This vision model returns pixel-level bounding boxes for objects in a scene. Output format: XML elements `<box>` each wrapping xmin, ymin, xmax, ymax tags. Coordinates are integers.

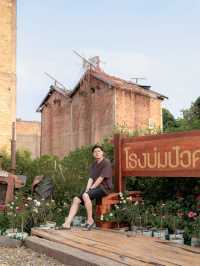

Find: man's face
<box><xmin>93</xmin><ymin>148</ymin><xmax>104</xmax><ymax>160</ymax></box>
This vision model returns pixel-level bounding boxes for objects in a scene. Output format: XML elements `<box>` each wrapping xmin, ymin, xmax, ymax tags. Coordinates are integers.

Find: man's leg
<box><xmin>82</xmin><ymin>193</ymin><xmax>94</xmax><ymax>225</ymax></box>
<box><xmin>63</xmin><ymin>196</ymin><xmax>81</xmax><ymax>228</ymax></box>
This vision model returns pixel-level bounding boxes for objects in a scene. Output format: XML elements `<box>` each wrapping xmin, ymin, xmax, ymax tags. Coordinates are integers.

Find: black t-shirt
<box><xmin>89</xmin><ymin>158</ymin><xmax>112</xmax><ymax>194</ymax></box>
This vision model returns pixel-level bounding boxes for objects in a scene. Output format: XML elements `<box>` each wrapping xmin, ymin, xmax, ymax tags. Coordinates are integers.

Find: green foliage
<box><xmin>114</xmin><ymin>122</ymin><xmax>162</xmax><ymax>137</ymax></box>
<box><xmin>163</xmin><ymin>96</ymin><xmax>200</xmax><ymax>133</ymax></box>
<box><xmin>162</xmin><ymin>108</ymin><xmax>177</xmax><ymax>131</ymax></box>
<box><xmin>0</xmin><ymin>212</ymin><xmax>9</xmax><ymax>234</ymax></box>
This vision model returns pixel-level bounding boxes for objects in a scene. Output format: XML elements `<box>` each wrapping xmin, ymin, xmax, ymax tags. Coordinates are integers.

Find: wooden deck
<box><xmin>31</xmin><ymin>227</ymin><xmax>200</xmax><ymax>266</ymax></box>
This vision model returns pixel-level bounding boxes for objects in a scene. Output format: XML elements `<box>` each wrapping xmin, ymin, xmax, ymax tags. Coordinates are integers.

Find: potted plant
<box><xmin>151</xmin><ymin>204</ymin><xmax>168</xmax><ymax>240</ymax></box>
<box><xmin>97</xmin><ymin>212</ymin><xmax>116</xmax><ymax>229</ymax></box>
<box><xmin>168</xmin><ymin>214</ymin><xmax>184</xmax><ymax>244</ymax></box>
<box><xmin>191</xmin><ymin>215</ymin><xmax>200</xmax><ymax>247</ymax></box>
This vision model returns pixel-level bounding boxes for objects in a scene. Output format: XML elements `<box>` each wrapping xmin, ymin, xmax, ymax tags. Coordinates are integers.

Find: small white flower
<box><xmin>100</xmin><ymin>214</ymin><xmax>104</xmax><ymax>221</ymax></box>
<box><xmin>27</xmin><ymin>197</ymin><xmax>32</xmax><ymax>201</ymax></box>
<box><xmin>128</xmin><ymin>196</ymin><xmax>133</xmax><ymax>201</ymax></box>
<box><xmin>51</xmin><ymin>199</ymin><xmax>55</xmax><ymax>203</ymax></box>
<box><xmin>35</xmin><ymin>201</ymin><xmax>41</xmax><ymax>207</ymax></box>
<box><xmin>25</xmin><ymin>203</ymin><xmax>28</xmax><ymax>207</ymax></box>
<box><xmin>11</xmin><ymin>202</ymin><xmax>14</xmax><ymax>205</ymax></box>
<box><xmin>33</xmin><ymin>208</ymin><xmax>38</xmax><ymax>213</ymax></box>
<box><xmin>41</xmin><ymin>198</ymin><xmax>45</xmax><ymax>201</ymax></box>
<box><xmin>134</xmin><ymin>201</ymin><xmax>139</xmax><ymax>206</ymax></box>
<box><xmin>10</xmin><ymin>206</ymin><xmax>13</xmax><ymax>209</ymax></box>
<box><xmin>15</xmin><ymin>196</ymin><xmax>18</xmax><ymax>200</ymax></box>
<box><xmin>119</xmin><ymin>192</ymin><xmax>123</xmax><ymax>199</ymax></box>
<box><xmin>16</xmin><ymin>206</ymin><xmax>19</xmax><ymax>210</ymax></box>
<box><xmin>46</xmin><ymin>203</ymin><xmax>50</xmax><ymax>206</ymax></box>
<box><xmin>123</xmin><ymin>200</ymin><xmax>126</xmax><ymax>204</ymax></box>
<box><xmin>109</xmin><ymin>213</ymin><xmax>113</xmax><ymax>217</ymax></box>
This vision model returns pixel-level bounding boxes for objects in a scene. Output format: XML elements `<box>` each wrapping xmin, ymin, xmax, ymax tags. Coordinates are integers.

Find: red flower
<box><xmin>188</xmin><ymin>211</ymin><xmax>197</xmax><ymax>218</ymax></box>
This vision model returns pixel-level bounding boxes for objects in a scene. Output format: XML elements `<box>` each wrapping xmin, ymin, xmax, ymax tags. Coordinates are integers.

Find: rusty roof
<box><xmin>37</xmin><ymin>85</ymin><xmax>70</xmax><ymax>112</ymax></box>
<box><xmin>37</xmin><ymin>69</ymin><xmax>167</xmax><ymax>112</ymax></box>
<box><xmin>70</xmin><ymin>69</ymin><xmax>168</xmax><ymax>100</ymax></box>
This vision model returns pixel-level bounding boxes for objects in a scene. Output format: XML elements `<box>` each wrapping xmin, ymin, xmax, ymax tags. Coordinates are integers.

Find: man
<box><xmin>62</xmin><ymin>144</ymin><xmax>112</xmax><ymax>230</ymax></box>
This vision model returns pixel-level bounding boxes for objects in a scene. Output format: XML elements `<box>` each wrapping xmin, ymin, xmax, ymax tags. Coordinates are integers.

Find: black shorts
<box><xmin>78</xmin><ymin>187</ymin><xmax>106</xmax><ymax>204</ymax></box>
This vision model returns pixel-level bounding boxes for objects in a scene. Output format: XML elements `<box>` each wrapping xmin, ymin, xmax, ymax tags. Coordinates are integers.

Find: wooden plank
<box><xmin>32</xmin><ymin>228</ymin><xmax>139</xmax><ymax>265</ymax></box>
<box><xmin>5</xmin><ymin>175</ymin><xmax>14</xmax><ymax>204</ymax></box>
<box><xmin>31</xmin><ymin>228</ymin><xmax>200</xmax><ymax>266</ymax></box>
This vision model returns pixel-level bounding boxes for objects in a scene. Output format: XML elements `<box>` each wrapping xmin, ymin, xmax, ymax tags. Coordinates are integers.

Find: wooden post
<box><xmin>114</xmin><ymin>134</ymin><xmax>125</xmax><ymax>192</ymax></box>
<box><xmin>5</xmin><ymin>175</ymin><xmax>15</xmax><ymax>204</ymax></box>
<box><xmin>11</xmin><ymin>122</ymin><xmax>16</xmax><ymax>174</ymax></box>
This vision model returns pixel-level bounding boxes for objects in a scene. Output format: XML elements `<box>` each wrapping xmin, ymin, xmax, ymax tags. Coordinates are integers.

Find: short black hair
<box><xmin>92</xmin><ymin>144</ymin><xmax>104</xmax><ymax>153</ymax></box>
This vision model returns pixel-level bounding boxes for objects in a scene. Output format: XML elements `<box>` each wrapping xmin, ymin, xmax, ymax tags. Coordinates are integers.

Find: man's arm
<box><xmin>85</xmin><ymin>178</ymin><xmax>93</xmax><ymax>192</ymax></box>
<box><xmin>90</xmin><ymin>176</ymin><xmax>104</xmax><ymax>189</ymax></box>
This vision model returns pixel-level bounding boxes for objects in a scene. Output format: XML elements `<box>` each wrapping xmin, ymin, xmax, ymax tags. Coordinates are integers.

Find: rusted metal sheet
<box><xmin>0</xmin><ymin>171</ymin><xmax>26</xmax><ymax>210</ymax></box>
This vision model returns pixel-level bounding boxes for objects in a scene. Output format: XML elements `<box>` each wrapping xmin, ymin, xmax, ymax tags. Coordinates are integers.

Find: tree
<box><xmin>162</xmin><ymin>108</ymin><xmax>177</xmax><ymax>131</ymax></box>
<box><xmin>182</xmin><ymin>96</ymin><xmax>200</xmax><ymax>121</ymax></box>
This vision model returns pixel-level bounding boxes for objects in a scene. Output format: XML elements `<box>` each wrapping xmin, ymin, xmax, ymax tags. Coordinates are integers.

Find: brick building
<box><xmin>0</xmin><ymin>0</ymin><xmax>16</xmax><ymax>152</ymax></box>
<box><xmin>16</xmin><ymin>119</ymin><xmax>41</xmax><ymax>158</ymax></box>
<box><xmin>38</xmin><ymin>69</ymin><xmax>167</xmax><ymax>158</ymax></box>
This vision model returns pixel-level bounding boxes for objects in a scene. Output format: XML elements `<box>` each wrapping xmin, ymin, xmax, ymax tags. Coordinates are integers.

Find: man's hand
<box><xmin>90</xmin><ymin>176</ymin><xmax>104</xmax><ymax>190</ymax></box>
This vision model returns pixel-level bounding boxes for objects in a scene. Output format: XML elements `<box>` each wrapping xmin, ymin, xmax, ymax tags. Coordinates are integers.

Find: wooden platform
<box><xmin>31</xmin><ymin>227</ymin><xmax>200</xmax><ymax>266</ymax></box>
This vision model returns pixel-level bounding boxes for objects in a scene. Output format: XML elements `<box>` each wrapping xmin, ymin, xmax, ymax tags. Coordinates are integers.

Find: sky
<box><xmin>17</xmin><ymin>0</ymin><xmax>200</xmax><ymax>121</ymax></box>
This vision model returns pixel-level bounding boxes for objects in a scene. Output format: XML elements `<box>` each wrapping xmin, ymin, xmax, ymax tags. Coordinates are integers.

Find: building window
<box><xmin>90</xmin><ymin>87</ymin><xmax>95</xmax><ymax>93</ymax></box>
<box><xmin>149</xmin><ymin>118</ymin><xmax>156</xmax><ymax>129</ymax></box>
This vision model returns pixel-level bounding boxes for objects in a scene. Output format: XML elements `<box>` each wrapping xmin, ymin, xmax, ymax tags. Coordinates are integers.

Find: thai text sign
<box><xmin>121</xmin><ymin>131</ymin><xmax>200</xmax><ymax>177</ymax></box>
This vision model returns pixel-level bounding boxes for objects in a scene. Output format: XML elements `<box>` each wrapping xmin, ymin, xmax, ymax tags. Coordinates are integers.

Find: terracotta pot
<box><xmin>96</xmin><ymin>221</ymin><xmax>116</xmax><ymax>229</ymax></box>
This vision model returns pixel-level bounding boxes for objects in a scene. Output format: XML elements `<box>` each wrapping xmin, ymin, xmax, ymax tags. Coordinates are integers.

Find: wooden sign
<box><xmin>114</xmin><ymin>130</ymin><xmax>200</xmax><ymax>192</ymax></box>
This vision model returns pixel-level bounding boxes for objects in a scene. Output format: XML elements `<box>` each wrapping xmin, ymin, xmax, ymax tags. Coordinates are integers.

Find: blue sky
<box><xmin>17</xmin><ymin>0</ymin><xmax>200</xmax><ymax>121</ymax></box>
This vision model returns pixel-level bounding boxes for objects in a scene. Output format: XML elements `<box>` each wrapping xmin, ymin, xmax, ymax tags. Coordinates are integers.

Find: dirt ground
<box><xmin>0</xmin><ymin>247</ymin><xmax>66</xmax><ymax>266</ymax></box>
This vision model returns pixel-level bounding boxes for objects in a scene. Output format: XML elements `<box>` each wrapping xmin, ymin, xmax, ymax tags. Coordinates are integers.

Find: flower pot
<box><xmin>96</xmin><ymin>221</ymin><xmax>115</xmax><ymax>229</ymax></box>
<box><xmin>73</xmin><ymin>216</ymin><xmax>84</xmax><ymax>227</ymax></box>
<box><xmin>191</xmin><ymin>237</ymin><xmax>200</xmax><ymax>247</ymax></box>
<box><xmin>169</xmin><ymin>236</ymin><xmax>184</xmax><ymax>245</ymax></box>
<box><xmin>153</xmin><ymin>229</ymin><xmax>168</xmax><ymax>240</ymax></box>
<box><xmin>143</xmin><ymin>229</ymin><xmax>153</xmax><ymax>237</ymax></box>
<box><xmin>46</xmin><ymin>221</ymin><xmax>56</xmax><ymax>228</ymax></box>
<box><xmin>39</xmin><ymin>224</ymin><xmax>49</xmax><ymax>229</ymax></box>
<box><xmin>15</xmin><ymin>232</ymin><xmax>28</xmax><ymax>240</ymax></box>
<box><xmin>169</xmin><ymin>233</ymin><xmax>183</xmax><ymax>240</ymax></box>
<box><xmin>175</xmin><ymin>229</ymin><xmax>184</xmax><ymax>235</ymax></box>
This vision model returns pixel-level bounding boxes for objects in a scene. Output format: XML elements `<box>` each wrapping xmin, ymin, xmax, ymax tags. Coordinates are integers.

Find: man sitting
<box><xmin>62</xmin><ymin>144</ymin><xmax>112</xmax><ymax>230</ymax></box>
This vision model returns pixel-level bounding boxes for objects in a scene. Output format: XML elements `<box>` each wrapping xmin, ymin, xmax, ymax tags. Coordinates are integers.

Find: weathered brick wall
<box><xmin>0</xmin><ymin>0</ymin><xmax>16</xmax><ymax>152</ymax></box>
<box><xmin>70</xmin><ymin>76</ymin><xmax>114</xmax><ymax>152</ymax></box>
<box><xmin>40</xmin><ymin>78</ymin><xmax>163</xmax><ymax>158</ymax></box>
<box><xmin>41</xmin><ymin>77</ymin><xmax>115</xmax><ymax>158</ymax></box>
<box><xmin>116</xmin><ymin>88</ymin><xmax>162</xmax><ymax>132</ymax></box>
<box><xmin>16</xmin><ymin>120</ymin><xmax>41</xmax><ymax>158</ymax></box>
<box><xmin>41</xmin><ymin>91</ymin><xmax>71</xmax><ymax>158</ymax></box>
<box><xmin>115</xmin><ymin>88</ymin><xmax>136</xmax><ymax>130</ymax></box>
